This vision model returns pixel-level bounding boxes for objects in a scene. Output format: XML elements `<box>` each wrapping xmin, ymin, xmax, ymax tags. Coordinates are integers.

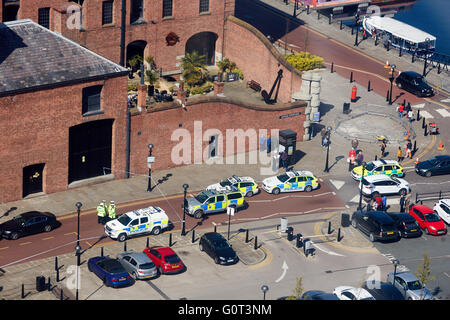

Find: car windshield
<box><xmin>427</xmin><ymin>157</ymin><xmax>438</xmax><ymax>165</ymax></box>
<box><xmin>365</xmin><ymin>162</ymin><xmax>375</xmax><ymax>171</ymax></box>
<box><xmin>415</xmin><ymin>77</ymin><xmax>427</xmax><ymax>85</ymax></box>
<box><xmin>164</xmin><ymin>254</ymin><xmax>181</xmax><ymax>264</ymax></box>
<box><xmin>277</xmin><ymin>174</ymin><xmax>290</xmax><ymax>183</ymax></box>
<box><xmin>103</xmin><ymin>260</ymin><xmax>126</xmax><ymax>274</ymax></box>
<box><xmin>407</xmin><ymin>280</ymin><xmax>422</xmax><ymax>291</ymax></box>
<box><xmin>12</xmin><ymin>215</ymin><xmax>25</xmax><ymax>223</ymax></box>
<box><xmin>213</xmin><ymin>240</ymin><xmax>231</xmax><ymax>249</ymax></box>
<box><xmin>139</xmin><ymin>262</ymin><xmax>155</xmax><ymax>270</ymax></box>
<box><xmin>117</xmin><ymin>214</ymin><xmax>132</xmax><ymax>226</ymax></box>
<box><xmin>195</xmin><ymin>192</ymin><xmax>209</xmax><ymax>203</ymax></box>
<box><xmin>219</xmin><ymin>180</ymin><xmax>232</xmax><ymax>187</ymax></box>
<box><xmin>425</xmin><ymin>213</ymin><xmax>441</xmax><ymax>222</ymax></box>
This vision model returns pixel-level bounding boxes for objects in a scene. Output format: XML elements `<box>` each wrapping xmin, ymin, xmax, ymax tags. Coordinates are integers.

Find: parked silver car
<box><xmin>117</xmin><ymin>251</ymin><xmax>158</xmax><ymax>280</ymax></box>
<box><xmin>387</xmin><ymin>272</ymin><xmax>433</xmax><ymax>300</ymax></box>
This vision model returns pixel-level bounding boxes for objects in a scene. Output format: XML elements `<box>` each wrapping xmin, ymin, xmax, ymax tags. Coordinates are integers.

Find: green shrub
<box><xmin>283</xmin><ymin>52</ymin><xmax>324</xmax><ymax>72</ymax></box>
<box><xmin>232</xmin><ymin>68</ymin><xmax>244</xmax><ymax>80</ymax></box>
<box><xmin>128</xmin><ymin>81</ymin><xmax>138</xmax><ymax>92</ymax></box>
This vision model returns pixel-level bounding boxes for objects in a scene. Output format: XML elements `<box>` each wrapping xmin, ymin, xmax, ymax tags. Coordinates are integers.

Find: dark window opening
<box><xmin>162</xmin><ymin>0</ymin><xmax>173</xmax><ymax>18</ymax></box>
<box><xmin>199</xmin><ymin>0</ymin><xmax>209</xmax><ymax>13</ymax></box>
<box><xmin>102</xmin><ymin>1</ymin><xmax>113</xmax><ymax>25</ymax></box>
<box><xmin>38</xmin><ymin>8</ymin><xmax>50</xmax><ymax>29</ymax></box>
<box><xmin>130</xmin><ymin>0</ymin><xmax>144</xmax><ymax>24</ymax></box>
<box><xmin>82</xmin><ymin>85</ymin><xmax>102</xmax><ymax>115</ymax></box>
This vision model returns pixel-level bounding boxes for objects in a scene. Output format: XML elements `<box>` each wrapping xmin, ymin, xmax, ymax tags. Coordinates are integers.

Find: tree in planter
<box><xmin>145</xmin><ymin>55</ymin><xmax>157</xmax><ymax>71</ymax></box>
<box><xmin>128</xmin><ymin>54</ymin><xmax>143</xmax><ymax>73</ymax></box>
<box><xmin>145</xmin><ymin>69</ymin><xmax>159</xmax><ymax>85</ymax></box>
<box><xmin>181</xmin><ymin>51</ymin><xmax>208</xmax><ymax>87</ymax></box>
<box><xmin>217</xmin><ymin>58</ymin><xmax>239</xmax><ymax>81</ymax></box>
<box><xmin>415</xmin><ymin>253</ymin><xmax>435</xmax><ymax>300</ymax></box>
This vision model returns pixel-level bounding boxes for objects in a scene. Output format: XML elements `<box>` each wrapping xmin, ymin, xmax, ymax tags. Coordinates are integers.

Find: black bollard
<box><xmin>191</xmin><ymin>229</ymin><xmax>195</xmax><ymax>243</ymax></box>
<box><xmin>331</xmin><ymin>62</ymin><xmax>334</xmax><ymax>73</ymax></box>
<box><xmin>60</xmin><ymin>289</ymin><xmax>64</xmax><ymax>301</ymax></box>
<box><xmin>417</xmin><ymin>109</ymin><xmax>421</xmax><ymax>121</ymax></box>
<box><xmin>124</xmin><ymin>241</ymin><xmax>127</xmax><ymax>252</ymax></box>
<box><xmin>169</xmin><ymin>233</ymin><xmax>173</xmax><ymax>247</ymax></box>
<box><xmin>424</xmin><ymin>124</ymin><xmax>428</xmax><ymax>136</ymax></box>
<box><xmin>21</xmin><ymin>284</ymin><xmax>25</xmax><ymax>299</ymax></box>
<box><xmin>375</xmin><ymin>155</ymin><xmax>378</xmax><ymax>161</ymax></box>
<box><xmin>100</xmin><ymin>246</ymin><xmax>104</xmax><ymax>257</ymax></box>
<box><xmin>245</xmin><ymin>229</ymin><xmax>249</xmax><ymax>243</ymax></box>
<box><xmin>146</xmin><ymin>237</ymin><xmax>149</xmax><ymax>248</ymax></box>
<box><xmin>399</xmin><ymin>46</ymin><xmax>402</xmax><ymax>57</ymax></box>
<box><xmin>350</xmin><ymin>72</ymin><xmax>353</xmax><ymax>83</ymax></box>
<box><xmin>403</xmin><ymin>99</ymin><xmax>406</xmax><ymax>106</ymax></box>
<box><xmin>337</xmin><ymin>228</ymin><xmax>342</xmax><ymax>242</ymax></box>
<box><xmin>413</xmin><ymin>140</ymin><xmax>417</xmax><ymax>153</ymax></box>
<box><xmin>368</xmin><ymin>80</ymin><xmax>371</xmax><ymax>92</ymax></box>
<box><xmin>47</xmin><ymin>277</ymin><xmax>51</xmax><ymax>291</ymax></box>
<box><xmin>307</xmin><ymin>5</ymin><xmax>310</xmax><ymax>14</ymax></box>
<box><xmin>387</xmin><ymin>41</ymin><xmax>390</xmax><ymax>51</ymax></box>
<box><xmin>328</xmin><ymin>221</ymin><xmax>332</xmax><ymax>234</ymax></box>
<box><xmin>340</xmin><ymin>20</ymin><xmax>343</xmax><ymax>30</ymax></box>
<box><xmin>56</xmin><ymin>268</ymin><xmax>60</xmax><ymax>282</ymax></box>
<box><xmin>254</xmin><ymin>236</ymin><xmax>258</xmax><ymax>250</ymax></box>
<box><xmin>412</xmin><ymin>51</ymin><xmax>415</xmax><ymax>63</ymax></box>
<box><xmin>329</xmin><ymin>14</ymin><xmax>332</xmax><ymax>25</ymax></box>
<box><xmin>214</xmin><ymin>225</ymin><xmax>217</xmax><ymax>233</ymax></box>
<box><xmin>386</xmin><ymin>89</ymin><xmax>390</xmax><ymax>102</ymax></box>
<box><xmin>317</xmin><ymin>11</ymin><xmax>320</xmax><ymax>20</ymax></box>
<box><xmin>422</xmin><ymin>117</ymin><xmax>425</xmax><ymax>129</ymax></box>
<box><xmin>54</xmin><ymin>256</ymin><xmax>58</xmax><ymax>271</ymax></box>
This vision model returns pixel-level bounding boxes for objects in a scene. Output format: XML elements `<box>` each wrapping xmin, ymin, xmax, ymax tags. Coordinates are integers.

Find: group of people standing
<box><xmin>397</xmin><ymin>102</ymin><xmax>414</xmax><ymax>123</ymax></box>
<box><xmin>97</xmin><ymin>200</ymin><xmax>117</xmax><ymax>225</ymax></box>
<box><xmin>348</xmin><ymin>139</ymin><xmax>363</xmax><ymax>171</ymax></box>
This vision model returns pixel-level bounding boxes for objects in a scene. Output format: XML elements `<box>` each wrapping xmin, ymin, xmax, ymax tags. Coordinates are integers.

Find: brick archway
<box><xmin>185</xmin><ymin>32</ymin><xmax>218</xmax><ymax>66</ymax></box>
<box><xmin>126</xmin><ymin>40</ymin><xmax>147</xmax><ymax>71</ymax></box>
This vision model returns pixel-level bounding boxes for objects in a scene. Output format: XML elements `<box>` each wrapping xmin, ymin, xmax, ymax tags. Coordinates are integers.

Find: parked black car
<box><xmin>362</xmin><ymin>281</ymin><xmax>405</xmax><ymax>300</ymax></box>
<box><xmin>301</xmin><ymin>290</ymin><xmax>339</xmax><ymax>300</ymax></box>
<box><xmin>351</xmin><ymin>211</ymin><xmax>400</xmax><ymax>242</ymax></box>
<box><xmin>199</xmin><ymin>232</ymin><xmax>238</xmax><ymax>265</ymax></box>
<box><xmin>415</xmin><ymin>155</ymin><xmax>450</xmax><ymax>177</ymax></box>
<box><xmin>395</xmin><ymin>71</ymin><xmax>434</xmax><ymax>97</ymax></box>
<box><xmin>386</xmin><ymin>212</ymin><xmax>422</xmax><ymax>238</ymax></box>
<box><xmin>0</xmin><ymin>211</ymin><xmax>59</xmax><ymax>240</ymax></box>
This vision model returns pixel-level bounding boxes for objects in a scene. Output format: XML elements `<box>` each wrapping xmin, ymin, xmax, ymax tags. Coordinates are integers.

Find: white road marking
<box><xmin>440</xmin><ymin>99</ymin><xmax>450</xmax><ymax>103</ymax></box>
<box><xmin>420</xmin><ymin>110</ymin><xmax>434</xmax><ymax>119</ymax></box>
<box><xmin>329</xmin><ymin>179</ymin><xmax>346</xmax><ymax>190</ymax></box>
<box><xmin>435</xmin><ymin>109</ymin><xmax>450</xmax><ymax>117</ymax></box>
<box><xmin>349</xmin><ymin>195</ymin><xmax>361</xmax><ymax>203</ymax></box>
<box><xmin>412</xmin><ymin>103</ymin><xmax>425</xmax><ymax>109</ymax></box>
<box><xmin>311</xmin><ymin>241</ymin><xmax>345</xmax><ymax>257</ymax></box>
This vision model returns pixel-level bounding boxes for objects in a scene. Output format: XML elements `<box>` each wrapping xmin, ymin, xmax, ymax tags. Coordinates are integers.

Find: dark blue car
<box><xmin>88</xmin><ymin>256</ymin><xmax>133</xmax><ymax>288</ymax></box>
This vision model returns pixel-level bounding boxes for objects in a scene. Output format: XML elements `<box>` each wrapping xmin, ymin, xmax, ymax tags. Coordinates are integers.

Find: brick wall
<box><xmin>0</xmin><ymin>75</ymin><xmax>128</xmax><ymax>203</ymax></box>
<box><xmin>129</xmin><ymin>97</ymin><xmax>306</xmax><ymax>176</ymax></box>
<box><xmin>223</xmin><ymin>16</ymin><xmax>303</xmax><ymax>103</ymax></box>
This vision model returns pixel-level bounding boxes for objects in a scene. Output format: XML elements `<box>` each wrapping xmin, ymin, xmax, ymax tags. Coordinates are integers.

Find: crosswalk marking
<box><xmin>435</xmin><ymin>109</ymin><xmax>450</xmax><ymax>117</ymax></box>
<box><xmin>329</xmin><ymin>179</ymin><xmax>345</xmax><ymax>190</ymax></box>
<box><xmin>412</xmin><ymin>103</ymin><xmax>425</xmax><ymax>109</ymax></box>
<box><xmin>440</xmin><ymin>98</ymin><xmax>450</xmax><ymax>103</ymax></box>
<box><xmin>419</xmin><ymin>110</ymin><xmax>434</xmax><ymax>119</ymax></box>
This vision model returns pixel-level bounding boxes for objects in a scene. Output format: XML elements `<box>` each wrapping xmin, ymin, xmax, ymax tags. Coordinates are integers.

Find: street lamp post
<box><xmin>354</xmin><ymin>12</ymin><xmax>360</xmax><ymax>47</ymax></box>
<box><xmin>388</xmin><ymin>64</ymin><xmax>396</xmax><ymax>105</ymax></box>
<box><xmin>75</xmin><ymin>202</ymin><xmax>82</xmax><ymax>301</ymax></box>
<box><xmin>261</xmin><ymin>285</ymin><xmax>269</xmax><ymax>300</ymax></box>
<box><xmin>358</xmin><ymin>162</ymin><xmax>367</xmax><ymax>211</ymax></box>
<box><xmin>422</xmin><ymin>38</ymin><xmax>430</xmax><ymax>77</ymax></box>
<box><xmin>324</xmin><ymin>126</ymin><xmax>332</xmax><ymax>173</ymax></box>
<box><xmin>182</xmin><ymin>183</ymin><xmax>189</xmax><ymax>236</ymax></box>
<box><xmin>147</xmin><ymin>144</ymin><xmax>154</xmax><ymax>192</ymax></box>
<box><xmin>392</xmin><ymin>259</ymin><xmax>400</xmax><ymax>284</ymax></box>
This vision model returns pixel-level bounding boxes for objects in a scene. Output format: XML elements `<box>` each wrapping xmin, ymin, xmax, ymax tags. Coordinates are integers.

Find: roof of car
<box><xmin>367</xmin><ymin>211</ymin><xmax>396</xmax><ymax>224</ymax></box>
<box><xmin>125</xmin><ymin>206</ymin><xmax>165</xmax><ymax>219</ymax></box>
<box><xmin>363</xmin><ymin>282</ymin><xmax>404</xmax><ymax>300</ymax></box>
<box><xmin>362</xmin><ymin>174</ymin><xmax>394</xmax><ymax>182</ymax></box>
<box><xmin>439</xmin><ymin>199</ymin><xmax>450</xmax><ymax>206</ymax></box>
<box><xmin>151</xmin><ymin>247</ymin><xmax>177</xmax><ymax>256</ymax></box>
<box><xmin>369</xmin><ymin>159</ymin><xmax>399</xmax><ymax>167</ymax></box>
<box><xmin>120</xmin><ymin>251</ymin><xmax>152</xmax><ymax>264</ymax></box>
<box><xmin>412</xmin><ymin>204</ymin><xmax>434</xmax><ymax>213</ymax></box>
<box><xmin>400</xmin><ymin>71</ymin><xmax>423</xmax><ymax>78</ymax></box>
<box><xmin>287</xmin><ymin>170</ymin><xmax>314</xmax><ymax>177</ymax></box>
<box><xmin>203</xmin><ymin>232</ymin><xmax>226</xmax><ymax>241</ymax></box>
<box><xmin>433</xmin><ymin>155</ymin><xmax>450</xmax><ymax>160</ymax></box>
<box><xmin>386</xmin><ymin>212</ymin><xmax>416</xmax><ymax>222</ymax></box>
<box><xmin>20</xmin><ymin>211</ymin><xmax>51</xmax><ymax>218</ymax></box>
<box><xmin>392</xmin><ymin>272</ymin><xmax>419</xmax><ymax>282</ymax></box>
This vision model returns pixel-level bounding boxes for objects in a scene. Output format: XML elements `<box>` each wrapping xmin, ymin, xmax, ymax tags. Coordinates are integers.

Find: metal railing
<box><xmin>415</xmin><ymin>190</ymin><xmax>450</xmax><ymax>204</ymax></box>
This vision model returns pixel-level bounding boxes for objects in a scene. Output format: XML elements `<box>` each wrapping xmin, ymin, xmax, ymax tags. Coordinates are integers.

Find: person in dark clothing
<box><xmin>380</xmin><ymin>139</ymin><xmax>386</xmax><ymax>158</ymax></box>
<box><xmin>280</xmin><ymin>151</ymin><xmax>288</xmax><ymax>171</ymax></box>
<box><xmin>399</xmin><ymin>194</ymin><xmax>406</xmax><ymax>212</ymax></box>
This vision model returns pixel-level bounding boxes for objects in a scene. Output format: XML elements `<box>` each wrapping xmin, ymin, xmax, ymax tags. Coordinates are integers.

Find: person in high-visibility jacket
<box><xmin>108</xmin><ymin>200</ymin><xmax>116</xmax><ymax>221</ymax></box>
<box><xmin>97</xmin><ymin>201</ymin><xmax>107</xmax><ymax>225</ymax></box>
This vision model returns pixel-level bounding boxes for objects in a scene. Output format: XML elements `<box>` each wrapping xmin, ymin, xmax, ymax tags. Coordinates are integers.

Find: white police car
<box><xmin>105</xmin><ymin>206</ymin><xmax>169</xmax><ymax>242</ymax></box>
<box><xmin>206</xmin><ymin>175</ymin><xmax>260</xmax><ymax>197</ymax></box>
<box><xmin>262</xmin><ymin>170</ymin><xmax>319</xmax><ymax>195</ymax></box>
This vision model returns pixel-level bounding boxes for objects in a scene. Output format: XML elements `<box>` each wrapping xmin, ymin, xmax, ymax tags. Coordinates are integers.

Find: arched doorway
<box><xmin>126</xmin><ymin>40</ymin><xmax>147</xmax><ymax>72</ymax></box>
<box><xmin>68</xmin><ymin>119</ymin><xmax>113</xmax><ymax>184</ymax></box>
<box><xmin>185</xmin><ymin>32</ymin><xmax>218</xmax><ymax>66</ymax></box>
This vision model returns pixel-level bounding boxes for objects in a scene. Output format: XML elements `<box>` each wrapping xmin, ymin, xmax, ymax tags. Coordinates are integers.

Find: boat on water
<box><xmin>362</xmin><ymin>16</ymin><xmax>436</xmax><ymax>56</ymax></box>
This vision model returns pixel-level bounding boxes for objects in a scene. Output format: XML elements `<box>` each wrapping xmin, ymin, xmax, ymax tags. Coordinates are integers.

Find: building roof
<box><xmin>0</xmin><ymin>19</ymin><xmax>128</xmax><ymax>96</ymax></box>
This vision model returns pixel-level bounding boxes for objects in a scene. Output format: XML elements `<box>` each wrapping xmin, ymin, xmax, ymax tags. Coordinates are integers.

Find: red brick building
<box><xmin>1</xmin><ymin>0</ymin><xmax>235</xmax><ymax>76</ymax></box>
<box><xmin>0</xmin><ymin>20</ymin><xmax>128</xmax><ymax>203</ymax></box>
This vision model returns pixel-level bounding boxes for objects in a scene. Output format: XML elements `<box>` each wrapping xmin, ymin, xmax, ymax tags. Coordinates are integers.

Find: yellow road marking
<box><xmin>248</xmin><ymin>245</ymin><xmax>273</xmax><ymax>270</ymax></box>
<box><xmin>19</xmin><ymin>242</ymin><xmax>32</xmax><ymax>246</ymax></box>
<box><xmin>42</xmin><ymin>237</ymin><xmax>54</xmax><ymax>241</ymax></box>
<box><xmin>403</xmin><ymin>133</ymin><xmax>437</xmax><ymax>165</ymax></box>
<box><xmin>0</xmin><ymin>247</ymin><xmax>9</xmax><ymax>251</ymax></box>
<box><xmin>64</xmin><ymin>232</ymin><xmax>77</xmax><ymax>236</ymax></box>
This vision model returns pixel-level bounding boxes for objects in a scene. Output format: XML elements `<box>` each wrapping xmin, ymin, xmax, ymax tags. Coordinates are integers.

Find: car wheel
<box><xmin>103</xmin><ymin>277</ymin><xmax>109</xmax><ymax>287</ymax></box>
<box><xmin>305</xmin><ymin>185</ymin><xmax>313</xmax><ymax>192</ymax></box>
<box><xmin>10</xmin><ymin>232</ymin><xmax>19</xmax><ymax>240</ymax></box>
<box><xmin>194</xmin><ymin>210</ymin><xmax>203</xmax><ymax>219</ymax></box>
<box><xmin>351</xmin><ymin>219</ymin><xmax>358</xmax><ymax>228</ymax></box>
<box><xmin>399</xmin><ymin>189</ymin><xmax>407</xmax><ymax>196</ymax></box>
<box><xmin>425</xmin><ymin>171</ymin><xmax>432</xmax><ymax>177</ymax></box>
<box><xmin>152</xmin><ymin>226</ymin><xmax>161</xmax><ymax>236</ymax></box>
<box><xmin>397</xmin><ymin>82</ymin><xmax>402</xmax><ymax>89</ymax></box>
<box><xmin>117</xmin><ymin>233</ymin><xmax>127</xmax><ymax>242</ymax></box>
<box><xmin>425</xmin><ymin>228</ymin><xmax>429</xmax><ymax>235</ymax></box>
<box><xmin>272</xmin><ymin>188</ymin><xmax>281</xmax><ymax>195</ymax></box>
<box><xmin>88</xmin><ymin>263</ymin><xmax>93</xmax><ymax>272</ymax></box>
<box><xmin>408</xmin><ymin>297</ymin><xmax>413</xmax><ymax>300</ymax></box>
<box><xmin>132</xmin><ymin>272</ymin><xmax>138</xmax><ymax>280</ymax></box>
<box><xmin>246</xmin><ymin>191</ymin><xmax>254</xmax><ymax>197</ymax></box>
<box><xmin>369</xmin><ymin>233</ymin><xmax>376</xmax><ymax>242</ymax></box>
<box><xmin>199</xmin><ymin>243</ymin><xmax>204</xmax><ymax>252</ymax></box>
<box><xmin>44</xmin><ymin>225</ymin><xmax>52</xmax><ymax>232</ymax></box>
<box><xmin>158</xmin><ymin>266</ymin><xmax>164</xmax><ymax>275</ymax></box>
<box><xmin>214</xmin><ymin>257</ymin><xmax>220</xmax><ymax>264</ymax></box>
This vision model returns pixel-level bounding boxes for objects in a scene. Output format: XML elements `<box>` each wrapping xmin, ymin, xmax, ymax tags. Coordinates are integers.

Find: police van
<box><xmin>351</xmin><ymin>159</ymin><xmax>404</xmax><ymax>181</ymax></box>
<box><xmin>262</xmin><ymin>170</ymin><xmax>319</xmax><ymax>195</ymax></box>
<box><xmin>105</xmin><ymin>206</ymin><xmax>169</xmax><ymax>242</ymax></box>
<box><xmin>185</xmin><ymin>186</ymin><xmax>245</xmax><ymax>219</ymax></box>
<box><xmin>206</xmin><ymin>175</ymin><xmax>260</xmax><ymax>197</ymax></box>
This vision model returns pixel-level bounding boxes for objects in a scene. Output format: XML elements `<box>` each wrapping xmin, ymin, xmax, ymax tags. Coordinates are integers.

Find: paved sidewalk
<box><xmin>252</xmin><ymin>0</ymin><xmax>449</xmax><ymax>92</ymax></box>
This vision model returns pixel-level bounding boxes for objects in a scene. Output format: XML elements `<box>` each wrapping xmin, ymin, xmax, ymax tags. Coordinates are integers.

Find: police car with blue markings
<box><xmin>185</xmin><ymin>186</ymin><xmax>245</xmax><ymax>219</ymax></box>
<box><xmin>206</xmin><ymin>175</ymin><xmax>260</xmax><ymax>197</ymax></box>
<box><xmin>262</xmin><ymin>170</ymin><xmax>319</xmax><ymax>195</ymax></box>
<box><xmin>104</xmin><ymin>206</ymin><xmax>169</xmax><ymax>242</ymax></box>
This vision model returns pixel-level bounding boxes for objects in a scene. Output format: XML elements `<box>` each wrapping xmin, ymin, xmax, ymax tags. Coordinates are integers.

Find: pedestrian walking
<box><xmin>380</xmin><ymin>139</ymin><xmax>387</xmax><ymax>158</ymax></box>
<box><xmin>406</xmin><ymin>140</ymin><xmax>413</xmax><ymax>159</ymax></box>
<box><xmin>348</xmin><ymin>148</ymin><xmax>356</xmax><ymax>171</ymax></box>
<box><xmin>382</xmin><ymin>196</ymin><xmax>387</xmax><ymax>212</ymax></box>
<box><xmin>375</xmin><ymin>195</ymin><xmax>382</xmax><ymax>211</ymax></box>
<box><xmin>97</xmin><ymin>201</ymin><xmax>106</xmax><ymax>225</ymax></box>
<box><xmin>405</xmin><ymin>102</ymin><xmax>411</xmax><ymax>113</ymax></box>
<box><xmin>280</xmin><ymin>150</ymin><xmax>288</xmax><ymax>171</ymax></box>
<box><xmin>397</xmin><ymin>103</ymin><xmax>405</xmax><ymax>118</ymax></box>
<box><xmin>108</xmin><ymin>201</ymin><xmax>116</xmax><ymax>221</ymax></box>
<box><xmin>407</xmin><ymin>110</ymin><xmax>414</xmax><ymax>123</ymax></box>
<box><xmin>397</xmin><ymin>146</ymin><xmax>403</xmax><ymax>162</ymax></box>
<box><xmin>266</xmin><ymin>135</ymin><xmax>272</xmax><ymax>153</ymax></box>
<box><xmin>351</xmin><ymin>138</ymin><xmax>359</xmax><ymax>150</ymax></box>
<box><xmin>102</xmin><ymin>200</ymin><xmax>109</xmax><ymax>223</ymax></box>
<box><xmin>356</xmin><ymin>151</ymin><xmax>364</xmax><ymax>166</ymax></box>
<box><xmin>404</xmin><ymin>193</ymin><xmax>411</xmax><ymax>212</ymax></box>
<box><xmin>399</xmin><ymin>194</ymin><xmax>406</xmax><ymax>212</ymax></box>
<box><xmin>320</xmin><ymin>128</ymin><xmax>327</xmax><ymax>147</ymax></box>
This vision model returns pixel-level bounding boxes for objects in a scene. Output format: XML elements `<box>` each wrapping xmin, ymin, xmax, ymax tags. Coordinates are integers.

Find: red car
<box><xmin>409</xmin><ymin>204</ymin><xmax>447</xmax><ymax>236</ymax></box>
<box><xmin>143</xmin><ymin>247</ymin><xmax>185</xmax><ymax>274</ymax></box>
